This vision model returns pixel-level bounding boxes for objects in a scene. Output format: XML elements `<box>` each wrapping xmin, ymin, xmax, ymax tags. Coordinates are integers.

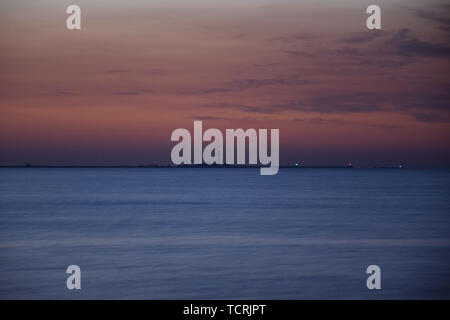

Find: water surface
<box><xmin>0</xmin><ymin>168</ymin><xmax>449</xmax><ymax>299</ymax></box>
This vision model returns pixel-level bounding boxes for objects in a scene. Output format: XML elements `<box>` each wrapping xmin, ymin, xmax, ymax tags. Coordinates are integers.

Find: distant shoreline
<box><xmin>0</xmin><ymin>165</ymin><xmax>409</xmax><ymax>169</ymax></box>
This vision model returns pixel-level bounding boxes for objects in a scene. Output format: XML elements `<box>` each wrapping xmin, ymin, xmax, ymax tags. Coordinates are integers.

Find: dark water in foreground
<box><xmin>0</xmin><ymin>168</ymin><xmax>449</xmax><ymax>299</ymax></box>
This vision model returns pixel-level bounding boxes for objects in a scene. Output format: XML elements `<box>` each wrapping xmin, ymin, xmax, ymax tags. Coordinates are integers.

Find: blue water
<box><xmin>0</xmin><ymin>168</ymin><xmax>449</xmax><ymax>299</ymax></box>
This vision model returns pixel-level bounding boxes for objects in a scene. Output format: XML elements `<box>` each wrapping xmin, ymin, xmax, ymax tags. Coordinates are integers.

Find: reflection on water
<box><xmin>0</xmin><ymin>168</ymin><xmax>449</xmax><ymax>299</ymax></box>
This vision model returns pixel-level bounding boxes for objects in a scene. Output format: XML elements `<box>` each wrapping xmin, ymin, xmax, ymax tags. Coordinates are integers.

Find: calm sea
<box><xmin>0</xmin><ymin>168</ymin><xmax>449</xmax><ymax>299</ymax></box>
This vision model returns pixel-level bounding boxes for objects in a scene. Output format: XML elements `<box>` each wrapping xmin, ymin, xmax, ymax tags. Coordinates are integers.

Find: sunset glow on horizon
<box><xmin>1</xmin><ymin>0</ymin><xmax>449</xmax><ymax>167</ymax></box>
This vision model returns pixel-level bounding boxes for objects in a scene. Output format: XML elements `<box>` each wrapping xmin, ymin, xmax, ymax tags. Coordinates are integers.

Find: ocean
<box><xmin>0</xmin><ymin>168</ymin><xmax>449</xmax><ymax>299</ymax></box>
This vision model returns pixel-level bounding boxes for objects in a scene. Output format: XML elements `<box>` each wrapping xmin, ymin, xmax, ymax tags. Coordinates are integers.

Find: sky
<box><xmin>0</xmin><ymin>0</ymin><xmax>449</xmax><ymax>167</ymax></box>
